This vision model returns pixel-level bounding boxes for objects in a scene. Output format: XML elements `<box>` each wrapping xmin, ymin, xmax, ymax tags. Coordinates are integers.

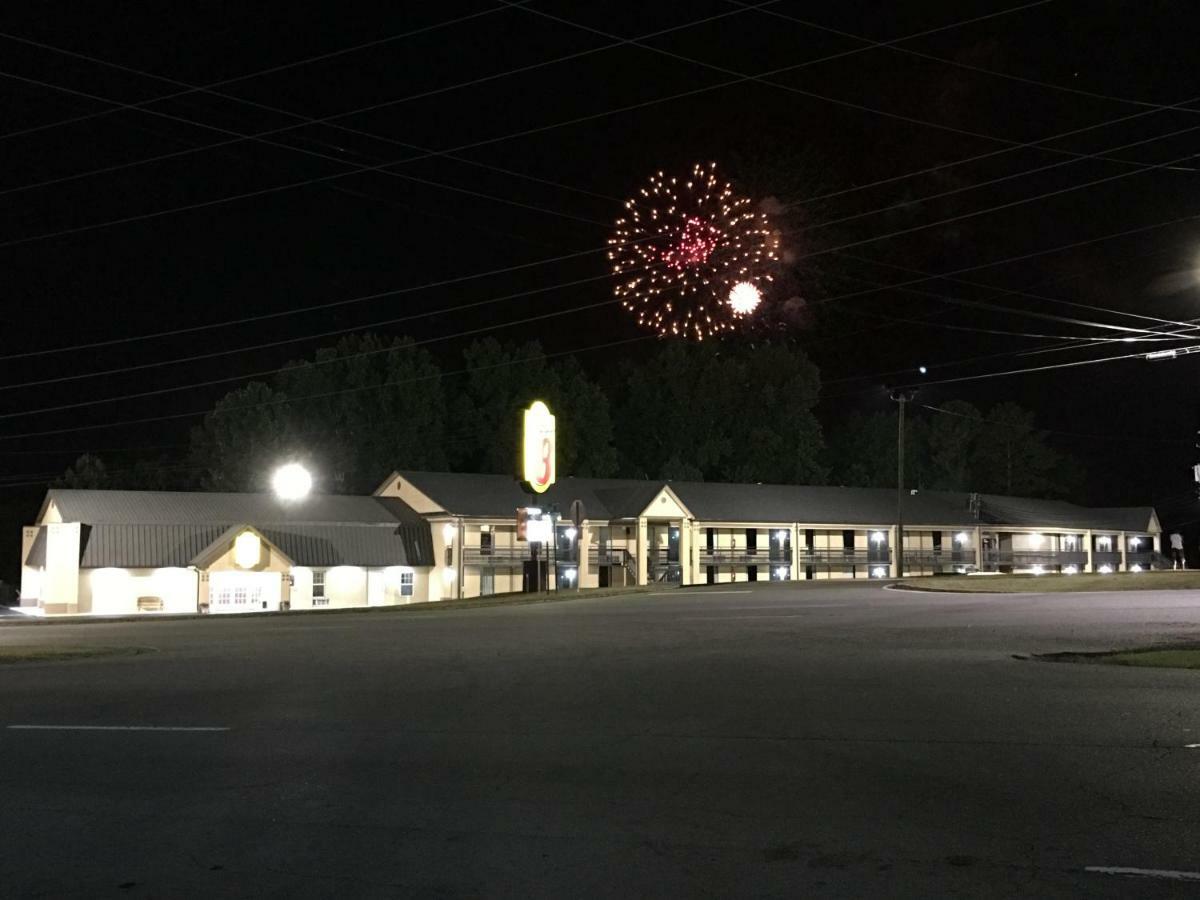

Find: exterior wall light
<box><xmin>1098</xmin><ymin>564</ymin><xmax>1114</xmax><ymax>574</ymax></box>
<box><xmin>954</xmin><ymin>532</ymin><xmax>969</xmax><ymax>545</ymax></box>
<box><xmin>1131</xmin><ymin>563</ymin><xmax>1143</xmax><ymax>573</ymax></box>
<box><xmin>1130</xmin><ymin>537</ymin><xmax>1142</xmax><ymax>549</ymax></box>
<box><xmin>870</xmin><ymin>531</ymin><xmax>886</xmax><ymax>545</ymax></box>
<box><xmin>1063</xmin><ymin>565</ymin><xmax>1078</xmax><ymax>575</ymax></box>
<box><xmin>871</xmin><ymin>566</ymin><xmax>887</xmax><ymax>578</ymax></box>
<box><xmin>1029</xmin><ymin>533</ymin><xmax>1043</xmax><ymax>548</ymax></box>
<box><xmin>1031</xmin><ymin>565</ymin><xmax>1045</xmax><ymax>575</ymax></box>
<box><xmin>442</xmin><ymin>523</ymin><xmax>456</xmax><ymax>544</ymax></box>
<box><xmin>234</xmin><ymin>531</ymin><xmax>261</xmax><ymax>569</ymax></box>
<box><xmin>565</xmin><ymin>526</ymin><xmax>578</xmax><ymax>541</ymax></box>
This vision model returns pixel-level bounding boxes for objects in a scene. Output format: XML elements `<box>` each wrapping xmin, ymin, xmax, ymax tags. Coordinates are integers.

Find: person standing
<box><xmin>1169</xmin><ymin>531</ymin><xmax>1184</xmax><ymax>569</ymax></box>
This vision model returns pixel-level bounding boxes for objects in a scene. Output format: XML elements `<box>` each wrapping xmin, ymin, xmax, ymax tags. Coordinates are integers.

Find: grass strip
<box><xmin>900</xmin><ymin>572</ymin><xmax>1200</xmax><ymax>593</ymax></box>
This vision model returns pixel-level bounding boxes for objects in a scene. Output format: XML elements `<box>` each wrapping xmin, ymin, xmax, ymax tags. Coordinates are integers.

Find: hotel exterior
<box><xmin>19</xmin><ymin>473</ymin><xmax>1162</xmax><ymax>616</ymax></box>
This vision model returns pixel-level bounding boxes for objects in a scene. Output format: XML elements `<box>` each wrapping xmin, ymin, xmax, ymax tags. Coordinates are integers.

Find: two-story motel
<box><xmin>18</xmin><ymin>472</ymin><xmax>1162</xmax><ymax>615</ymax></box>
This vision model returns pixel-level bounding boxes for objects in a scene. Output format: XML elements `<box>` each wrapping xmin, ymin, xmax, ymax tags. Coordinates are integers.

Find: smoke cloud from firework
<box><xmin>608</xmin><ymin>162</ymin><xmax>779</xmax><ymax>340</ymax></box>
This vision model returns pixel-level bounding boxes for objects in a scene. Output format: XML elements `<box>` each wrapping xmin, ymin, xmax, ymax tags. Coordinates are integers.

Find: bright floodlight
<box><xmin>727</xmin><ymin>281</ymin><xmax>762</xmax><ymax>316</ymax></box>
<box><xmin>272</xmin><ymin>463</ymin><xmax>312</xmax><ymax>501</ymax></box>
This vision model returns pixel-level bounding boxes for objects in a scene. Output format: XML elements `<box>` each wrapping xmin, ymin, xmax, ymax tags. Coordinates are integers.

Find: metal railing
<box><xmin>698</xmin><ymin>549</ymin><xmax>790</xmax><ymax>566</ymax></box>
<box><xmin>589</xmin><ymin>547</ymin><xmax>637</xmax><ymax>584</ymax></box>
<box><xmin>982</xmin><ymin>550</ymin><xmax>1088</xmax><ymax>568</ymax></box>
<box><xmin>462</xmin><ymin>547</ymin><xmax>532</xmax><ymax>567</ymax></box>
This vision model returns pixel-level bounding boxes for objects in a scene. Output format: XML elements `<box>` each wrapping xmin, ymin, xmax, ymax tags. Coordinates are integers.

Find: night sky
<box><xmin>2</xmin><ymin>0</ymin><xmax>1200</xmax><ymax>572</ymax></box>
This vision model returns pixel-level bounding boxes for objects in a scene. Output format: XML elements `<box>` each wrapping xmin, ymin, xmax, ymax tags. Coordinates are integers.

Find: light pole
<box><xmin>890</xmin><ymin>389</ymin><xmax>916</xmax><ymax>578</ymax></box>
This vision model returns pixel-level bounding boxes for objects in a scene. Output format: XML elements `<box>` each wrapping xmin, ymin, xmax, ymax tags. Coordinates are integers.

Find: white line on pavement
<box><xmin>7</xmin><ymin>725</ymin><xmax>230</xmax><ymax>732</ymax></box>
<box><xmin>1085</xmin><ymin>866</ymin><xmax>1200</xmax><ymax>882</ymax></box>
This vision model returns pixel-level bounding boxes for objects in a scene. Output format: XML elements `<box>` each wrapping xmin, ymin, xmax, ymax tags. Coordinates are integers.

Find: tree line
<box><xmin>56</xmin><ymin>333</ymin><xmax>1078</xmax><ymax>499</ymax></box>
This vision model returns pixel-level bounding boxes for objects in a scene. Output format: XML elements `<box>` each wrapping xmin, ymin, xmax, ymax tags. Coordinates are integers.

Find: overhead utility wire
<box><xmin>501</xmin><ymin>0</ymin><xmax>1196</xmax><ymax>177</ymax></box>
<box><xmin>0</xmin><ymin>2</ymin><xmax>775</xmax><ymax>200</ymax></box>
<box><xmin>0</xmin><ymin>334</ymin><xmax>655</xmax><ymax>443</ymax></box>
<box><xmin>737</xmin><ymin>0</ymin><xmax>1200</xmax><ymax>147</ymax></box>
<box><xmin>0</xmin><ymin>4</ymin><xmax>524</xmax><ymax>141</ymax></box>
<box><xmin>0</xmin><ymin>3</ymin><xmax>1074</xmax><ymax>250</ymax></box>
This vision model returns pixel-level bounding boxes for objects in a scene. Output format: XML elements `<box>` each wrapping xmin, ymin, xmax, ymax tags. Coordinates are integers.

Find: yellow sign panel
<box><xmin>522</xmin><ymin>400</ymin><xmax>556</xmax><ymax>493</ymax></box>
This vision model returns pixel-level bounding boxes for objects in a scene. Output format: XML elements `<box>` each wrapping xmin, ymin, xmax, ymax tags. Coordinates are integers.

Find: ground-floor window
<box><xmin>312</xmin><ymin>569</ymin><xmax>328</xmax><ymax>606</ymax></box>
<box><xmin>400</xmin><ymin>571</ymin><xmax>414</xmax><ymax>597</ymax></box>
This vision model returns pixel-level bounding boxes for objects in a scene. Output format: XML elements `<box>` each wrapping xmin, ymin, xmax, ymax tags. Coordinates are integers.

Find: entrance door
<box><xmin>211</xmin><ymin>582</ymin><xmax>263</xmax><ymax>612</ymax></box>
<box><xmin>480</xmin><ymin>571</ymin><xmax>494</xmax><ymax>597</ymax></box>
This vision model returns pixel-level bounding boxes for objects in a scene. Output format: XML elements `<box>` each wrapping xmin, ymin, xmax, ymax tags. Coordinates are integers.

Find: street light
<box><xmin>272</xmin><ymin>463</ymin><xmax>312</xmax><ymax>501</ymax></box>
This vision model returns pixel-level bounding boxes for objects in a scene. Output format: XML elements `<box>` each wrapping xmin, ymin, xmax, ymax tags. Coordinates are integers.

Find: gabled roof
<box><xmin>392</xmin><ymin>471</ymin><xmax>668</xmax><ymax>520</ymax></box>
<box><xmin>39</xmin><ymin>489</ymin><xmax>422</xmax><ymax>527</ymax></box>
<box><xmin>31</xmin><ymin>489</ymin><xmax>435</xmax><ymax>569</ymax></box>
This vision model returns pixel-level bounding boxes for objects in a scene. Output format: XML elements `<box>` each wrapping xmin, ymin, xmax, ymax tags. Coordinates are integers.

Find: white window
<box><xmin>400</xmin><ymin>571</ymin><xmax>414</xmax><ymax>597</ymax></box>
<box><xmin>213</xmin><ymin>584</ymin><xmax>262</xmax><ymax>609</ymax></box>
<box><xmin>312</xmin><ymin>569</ymin><xmax>328</xmax><ymax>606</ymax></box>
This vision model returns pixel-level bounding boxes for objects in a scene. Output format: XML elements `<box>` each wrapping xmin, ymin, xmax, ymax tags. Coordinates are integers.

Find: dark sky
<box><xmin>2</xmin><ymin>0</ymin><xmax>1200</xmax><ymax>550</ymax></box>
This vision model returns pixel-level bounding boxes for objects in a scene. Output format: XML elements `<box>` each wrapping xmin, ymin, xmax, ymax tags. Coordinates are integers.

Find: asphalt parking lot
<box><xmin>3</xmin><ymin>581</ymin><xmax>1200</xmax><ymax>898</ymax></box>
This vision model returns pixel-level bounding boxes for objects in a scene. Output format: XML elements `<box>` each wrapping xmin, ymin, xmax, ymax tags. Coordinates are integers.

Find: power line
<box><xmin>0</xmin><ymin>2</ymin><xmax>1060</xmax><ymax>252</ymax></box>
<box><xmin>919</xmin><ymin>402</ymin><xmax>1193</xmax><ymax>445</ymax></box>
<box><xmin>799</xmin><ymin>120</ymin><xmax>1200</xmax><ymax>235</ymax></box>
<box><xmin>0</xmin><ymin>5</ymin><xmax>523</xmax><ymax>142</ymax></box>
<box><xmin>0</xmin><ymin>3</ymin><xmax>773</xmax><ymax>202</ymax></box>
<box><xmin>0</xmin><ymin>292</ymin><xmax>633</xmax><ymax>421</ymax></box>
<box><xmin>0</xmin><ymin>268</ymin><xmax>628</xmax><ymax>391</ymax></box>
<box><xmin>0</xmin><ymin>334</ymin><xmax>655</xmax><ymax>443</ymax></box>
<box><xmin>503</xmin><ymin>0</ymin><xmax>1200</xmax><ymax>180</ymax></box>
<box><xmin>736</xmin><ymin>1</ymin><xmax>1200</xmax><ymax>132</ymax></box>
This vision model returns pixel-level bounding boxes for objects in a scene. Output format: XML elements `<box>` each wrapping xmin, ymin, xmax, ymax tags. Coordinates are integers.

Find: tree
<box><xmin>449</xmin><ymin>338</ymin><xmax>618</xmax><ymax>477</ymax></box>
<box><xmin>616</xmin><ymin>341</ymin><xmax>826</xmax><ymax>483</ymax></box>
<box><xmin>275</xmin><ymin>334</ymin><xmax>448</xmax><ymax>490</ymax></box>
<box><xmin>971</xmin><ymin>402</ymin><xmax>1076</xmax><ymax>498</ymax></box>
<box><xmin>925</xmin><ymin>400</ymin><xmax>982</xmax><ymax>491</ymax></box>
<box><xmin>55</xmin><ymin>454</ymin><xmax>110</xmax><ymax>489</ymax></box>
<box><xmin>188</xmin><ymin>382</ymin><xmax>302</xmax><ymax>492</ymax></box>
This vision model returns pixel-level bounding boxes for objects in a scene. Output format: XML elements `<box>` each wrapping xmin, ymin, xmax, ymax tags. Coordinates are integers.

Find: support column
<box><xmin>636</xmin><ymin>517</ymin><xmax>648</xmax><ymax>586</ymax></box>
<box><xmin>1084</xmin><ymin>529</ymin><xmax>1094</xmax><ymax>573</ymax></box>
<box><xmin>679</xmin><ymin>519</ymin><xmax>692</xmax><ymax>586</ymax></box>
<box><xmin>577</xmin><ymin>522</ymin><xmax>590</xmax><ymax>589</ymax></box>
<box><xmin>1119</xmin><ymin>531</ymin><xmax>1128</xmax><ymax>572</ymax></box>
<box><xmin>973</xmin><ymin>525</ymin><xmax>983</xmax><ymax>572</ymax></box>
<box><xmin>888</xmin><ymin>525</ymin><xmax>900</xmax><ymax>578</ymax></box>
<box><xmin>791</xmin><ymin>524</ymin><xmax>800</xmax><ymax>581</ymax></box>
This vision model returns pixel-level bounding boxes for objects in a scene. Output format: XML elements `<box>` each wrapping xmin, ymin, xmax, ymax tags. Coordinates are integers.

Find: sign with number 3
<box><xmin>522</xmin><ymin>400</ymin><xmax>556</xmax><ymax>493</ymax></box>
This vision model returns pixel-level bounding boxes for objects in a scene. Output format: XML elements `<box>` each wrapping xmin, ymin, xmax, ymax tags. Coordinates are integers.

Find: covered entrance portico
<box><xmin>638</xmin><ymin>486</ymin><xmax>694</xmax><ymax>586</ymax></box>
<box><xmin>192</xmin><ymin>525</ymin><xmax>292</xmax><ymax>614</ymax></box>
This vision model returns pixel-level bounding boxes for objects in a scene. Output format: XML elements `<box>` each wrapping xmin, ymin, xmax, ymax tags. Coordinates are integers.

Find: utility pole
<box><xmin>891</xmin><ymin>389</ymin><xmax>916</xmax><ymax>578</ymax></box>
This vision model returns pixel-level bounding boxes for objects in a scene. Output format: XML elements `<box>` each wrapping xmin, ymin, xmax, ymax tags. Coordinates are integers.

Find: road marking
<box><xmin>1085</xmin><ymin>866</ymin><xmax>1200</xmax><ymax>882</ymax></box>
<box><xmin>683</xmin><ymin>614</ymin><xmax>810</xmax><ymax>620</ymax></box>
<box><xmin>7</xmin><ymin>725</ymin><xmax>229</xmax><ymax>732</ymax></box>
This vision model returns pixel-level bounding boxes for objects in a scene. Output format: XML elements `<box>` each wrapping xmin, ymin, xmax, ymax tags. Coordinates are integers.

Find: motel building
<box><xmin>18</xmin><ymin>472</ymin><xmax>1163</xmax><ymax>617</ymax></box>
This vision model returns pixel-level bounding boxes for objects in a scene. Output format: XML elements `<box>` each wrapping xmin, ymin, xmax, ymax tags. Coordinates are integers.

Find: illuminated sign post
<box><xmin>519</xmin><ymin>401</ymin><xmax>556</xmax><ymax>592</ymax></box>
<box><xmin>522</xmin><ymin>400</ymin><xmax>556</xmax><ymax>494</ymax></box>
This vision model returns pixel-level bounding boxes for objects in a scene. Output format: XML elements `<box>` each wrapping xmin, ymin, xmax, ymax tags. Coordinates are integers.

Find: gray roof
<box><xmin>395</xmin><ymin>471</ymin><xmax>665</xmax><ymax>520</ymax></box>
<box><xmin>32</xmin><ymin>489</ymin><xmax>434</xmax><ymax>569</ymax></box>
<box><xmin>41</xmin><ymin>489</ymin><xmax>422</xmax><ymax>526</ymax></box>
<box><xmin>396</xmin><ymin>471</ymin><xmax>1158</xmax><ymax>533</ymax></box>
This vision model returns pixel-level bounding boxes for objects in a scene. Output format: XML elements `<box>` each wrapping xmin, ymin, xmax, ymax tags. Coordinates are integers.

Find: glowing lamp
<box><xmin>871</xmin><ymin>566</ymin><xmax>888</xmax><ymax>579</ymax></box>
<box><xmin>870</xmin><ymin>531</ymin><xmax>886</xmax><ymax>545</ymax></box>
<box><xmin>955</xmin><ymin>532</ymin><xmax>969</xmax><ymax>545</ymax></box>
<box><xmin>442</xmin><ymin>523</ymin><xmax>456</xmax><ymax>544</ymax></box>
<box><xmin>234</xmin><ymin>531</ymin><xmax>261</xmax><ymax>569</ymax></box>
<box><xmin>272</xmin><ymin>463</ymin><xmax>312</xmax><ymax>501</ymax></box>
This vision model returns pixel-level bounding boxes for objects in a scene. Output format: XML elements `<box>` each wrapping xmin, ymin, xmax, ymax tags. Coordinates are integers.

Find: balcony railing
<box><xmin>982</xmin><ymin>550</ymin><xmax>1088</xmax><ymax>567</ymax></box>
<box><xmin>698</xmin><ymin>549</ymin><xmax>791</xmax><ymax>566</ymax></box>
<box><xmin>462</xmin><ymin>547</ymin><xmax>535</xmax><ymax>567</ymax></box>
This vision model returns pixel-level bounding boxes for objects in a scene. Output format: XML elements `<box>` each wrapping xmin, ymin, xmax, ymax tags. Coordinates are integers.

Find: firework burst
<box><xmin>608</xmin><ymin>162</ymin><xmax>778</xmax><ymax>339</ymax></box>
